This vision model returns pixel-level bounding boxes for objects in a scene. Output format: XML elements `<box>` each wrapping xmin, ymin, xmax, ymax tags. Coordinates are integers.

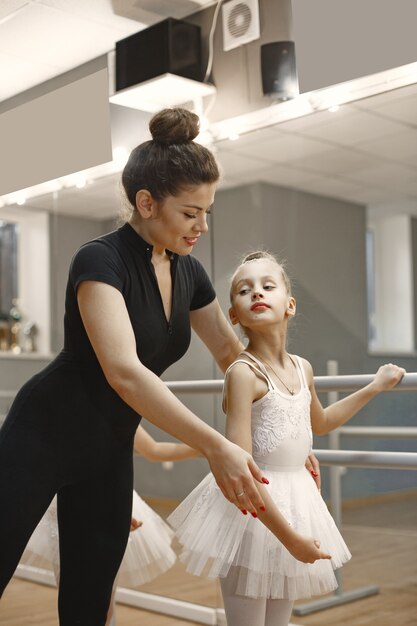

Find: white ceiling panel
<box><xmin>352</xmin><ymin>82</ymin><xmax>417</xmax><ymax>109</ymax></box>
<box><xmin>295</xmin><ymin>176</ymin><xmax>367</xmax><ymax>204</ymax></box>
<box><xmin>367</xmin><ymin>94</ymin><xmax>417</xmax><ymax>127</ymax></box>
<box><xmin>216</xmin><ymin>149</ymin><xmax>270</xmax><ymax>179</ymax></box>
<box><xmin>0</xmin><ymin>0</ymin><xmax>29</xmax><ymax>21</ymax></box>
<box><xmin>113</xmin><ymin>0</ymin><xmax>217</xmax><ymax>23</ymax></box>
<box><xmin>0</xmin><ymin>51</ymin><xmax>60</xmax><ymax>101</ymax></box>
<box><xmin>0</xmin><ymin>4</ymin><xmax>117</xmax><ymax>65</ymax></box>
<box><xmin>0</xmin><ymin>0</ymin><xmax>143</xmax><ymax>103</ymax></box>
<box><xmin>229</xmin><ymin>132</ymin><xmax>332</xmax><ymax>164</ymax></box>
<box><xmin>216</xmin><ymin>126</ymin><xmax>281</xmax><ymax>151</ymax></box>
<box><xmin>392</xmin><ymin>177</ymin><xmax>417</xmax><ymax>198</ymax></box>
<box><xmin>254</xmin><ymin>165</ymin><xmax>320</xmax><ymax>188</ymax></box>
<box><xmin>356</xmin><ymin>129</ymin><xmax>417</xmax><ymax>163</ymax></box>
<box><xmin>299</xmin><ymin>110</ymin><xmax>405</xmax><ymax>146</ymax></box>
<box><xmin>277</xmin><ymin>104</ymin><xmax>354</xmax><ymax>134</ymax></box>
<box><xmin>38</xmin><ymin>0</ymin><xmax>145</xmax><ymax>32</ymax></box>
<box><xmin>345</xmin><ymin>162</ymin><xmax>417</xmax><ymax>188</ymax></box>
<box><xmin>288</xmin><ymin>147</ymin><xmax>376</xmax><ymax>176</ymax></box>
<box><xmin>344</xmin><ymin>185</ymin><xmax>409</xmax><ymax>205</ymax></box>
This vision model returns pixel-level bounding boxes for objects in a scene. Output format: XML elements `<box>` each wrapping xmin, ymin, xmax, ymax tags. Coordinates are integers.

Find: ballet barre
<box><xmin>163</xmin><ymin>372</ymin><xmax>417</xmax><ymax>394</ymax></box>
<box><xmin>2</xmin><ymin>371</ymin><xmax>417</xmax><ymax>398</ymax></box>
<box><xmin>6</xmin><ymin>369</ymin><xmax>417</xmax><ymax>623</ymax></box>
<box><xmin>314</xmin><ymin>448</ymin><xmax>417</xmax><ymax>470</ymax></box>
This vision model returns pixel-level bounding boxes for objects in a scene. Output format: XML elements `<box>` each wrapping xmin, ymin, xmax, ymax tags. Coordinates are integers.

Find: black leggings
<box><xmin>0</xmin><ymin>360</ymin><xmax>138</xmax><ymax>626</ymax></box>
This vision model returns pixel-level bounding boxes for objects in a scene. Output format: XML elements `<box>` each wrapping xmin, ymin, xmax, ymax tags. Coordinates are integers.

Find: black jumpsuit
<box><xmin>0</xmin><ymin>223</ymin><xmax>215</xmax><ymax>625</ymax></box>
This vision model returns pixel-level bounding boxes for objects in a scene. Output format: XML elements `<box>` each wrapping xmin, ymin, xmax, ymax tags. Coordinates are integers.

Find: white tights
<box><xmin>220</xmin><ymin>577</ymin><xmax>294</xmax><ymax>626</ymax></box>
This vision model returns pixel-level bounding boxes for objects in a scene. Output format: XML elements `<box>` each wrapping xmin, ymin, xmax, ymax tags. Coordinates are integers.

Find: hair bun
<box><xmin>149</xmin><ymin>107</ymin><xmax>200</xmax><ymax>144</ymax></box>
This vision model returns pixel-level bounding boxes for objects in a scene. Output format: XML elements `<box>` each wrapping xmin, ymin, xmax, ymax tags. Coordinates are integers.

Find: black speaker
<box><xmin>260</xmin><ymin>41</ymin><xmax>298</xmax><ymax>99</ymax></box>
<box><xmin>115</xmin><ymin>18</ymin><xmax>202</xmax><ymax>92</ymax></box>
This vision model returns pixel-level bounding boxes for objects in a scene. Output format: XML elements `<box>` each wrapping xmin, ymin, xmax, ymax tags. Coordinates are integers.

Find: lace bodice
<box><xmin>225</xmin><ymin>353</ymin><xmax>312</xmax><ymax>467</ymax></box>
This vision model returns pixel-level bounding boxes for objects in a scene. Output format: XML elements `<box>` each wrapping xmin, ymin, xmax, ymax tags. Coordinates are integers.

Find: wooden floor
<box><xmin>1</xmin><ymin>495</ymin><xmax>416</xmax><ymax>626</ymax></box>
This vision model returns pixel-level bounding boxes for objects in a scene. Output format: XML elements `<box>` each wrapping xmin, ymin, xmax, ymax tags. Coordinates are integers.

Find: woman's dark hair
<box><xmin>121</xmin><ymin>108</ymin><xmax>220</xmax><ymax>208</ymax></box>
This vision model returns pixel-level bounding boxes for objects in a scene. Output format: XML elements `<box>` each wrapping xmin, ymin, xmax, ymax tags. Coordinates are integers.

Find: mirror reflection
<box><xmin>1</xmin><ymin>80</ymin><xmax>416</xmax><ymax>623</ymax></box>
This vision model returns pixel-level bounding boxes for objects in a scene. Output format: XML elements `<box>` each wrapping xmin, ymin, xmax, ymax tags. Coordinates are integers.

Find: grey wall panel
<box><xmin>49</xmin><ymin>214</ymin><xmax>110</xmax><ymax>353</ymax></box>
<box><xmin>0</xmin><ymin>59</ymin><xmax>112</xmax><ymax>196</ymax></box>
<box><xmin>292</xmin><ymin>0</ymin><xmax>417</xmax><ymax>93</ymax></box>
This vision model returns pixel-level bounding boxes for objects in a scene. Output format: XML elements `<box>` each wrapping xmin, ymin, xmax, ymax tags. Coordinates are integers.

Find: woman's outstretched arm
<box><xmin>190</xmin><ymin>298</ymin><xmax>243</xmax><ymax>372</ymax></box>
<box><xmin>77</xmin><ymin>280</ymin><xmax>266</xmax><ymax>514</ymax></box>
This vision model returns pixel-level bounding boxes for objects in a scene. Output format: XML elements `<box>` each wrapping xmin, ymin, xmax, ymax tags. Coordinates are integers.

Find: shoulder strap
<box><xmin>241</xmin><ymin>351</ymin><xmax>276</xmax><ymax>389</ymax></box>
<box><xmin>293</xmin><ymin>355</ymin><xmax>308</xmax><ymax>389</ymax></box>
<box><xmin>222</xmin><ymin>357</ymin><xmax>273</xmax><ymax>412</ymax></box>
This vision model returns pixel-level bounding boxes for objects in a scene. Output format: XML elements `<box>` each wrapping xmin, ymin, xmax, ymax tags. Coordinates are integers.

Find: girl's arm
<box><xmin>225</xmin><ymin>363</ymin><xmax>331</xmax><ymax>564</ymax></box>
<box><xmin>134</xmin><ymin>424</ymin><xmax>201</xmax><ymax>461</ymax></box>
<box><xmin>77</xmin><ymin>281</ymin><xmax>265</xmax><ymax>513</ymax></box>
<box><xmin>305</xmin><ymin>360</ymin><xmax>406</xmax><ymax>436</ymax></box>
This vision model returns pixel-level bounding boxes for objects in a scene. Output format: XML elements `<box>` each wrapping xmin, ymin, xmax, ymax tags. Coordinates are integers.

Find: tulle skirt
<box><xmin>117</xmin><ymin>490</ymin><xmax>176</xmax><ymax>587</ymax></box>
<box><xmin>168</xmin><ymin>465</ymin><xmax>351</xmax><ymax>600</ymax></box>
<box><xmin>21</xmin><ymin>490</ymin><xmax>176</xmax><ymax>587</ymax></box>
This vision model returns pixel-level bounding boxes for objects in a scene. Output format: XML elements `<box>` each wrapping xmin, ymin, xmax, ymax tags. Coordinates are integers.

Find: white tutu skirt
<box><xmin>21</xmin><ymin>490</ymin><xmax>176</xmax><ymax>588</ymax></box>
<box><xmin>117</xmin><ymin>490</ymin><xmax>176</xmax><ymax>587</ymax></box>
<box><xmin>168</xmin><ymin>465</ymin><xmax>351</xmax><ymax>600</ymax></box>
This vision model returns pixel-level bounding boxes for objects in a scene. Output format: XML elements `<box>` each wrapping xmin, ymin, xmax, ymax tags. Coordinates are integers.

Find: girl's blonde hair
<box><xmin>229</xmin><ymin>250</ymin><xmax>292</xmax><ymax>302</ymax></box>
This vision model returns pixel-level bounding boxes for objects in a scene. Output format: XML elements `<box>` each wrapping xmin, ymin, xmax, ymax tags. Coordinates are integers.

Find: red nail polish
<box><xmin>251</xmin><ymin>512</ymin><xmax>258</xmax><ymax>518</ymax></box>
<box><xmin>260</xmin><ymin>506</ymin><xmax>266</xmax><ymax>512</ymax></box>
<box><xmin>262</xmin><ymin>477</ymin><xmax>269</xmax><ymax>484</ymax></box>
<box><xmin>311</xmin><ymin>470</ymin><xmax>319</xmax><ymax>477</ymax></box>
<box><xmin>241</xmin><ymin>509</ymin><xmax>247</xmax><ymax>515</ymax></box>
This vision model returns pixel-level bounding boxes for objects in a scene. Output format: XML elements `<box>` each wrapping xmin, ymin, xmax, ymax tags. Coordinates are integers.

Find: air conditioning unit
<box><xmin>222</xmin><ymin>0</ymin><xmax>260</xmax><ymax>52</ymax></box>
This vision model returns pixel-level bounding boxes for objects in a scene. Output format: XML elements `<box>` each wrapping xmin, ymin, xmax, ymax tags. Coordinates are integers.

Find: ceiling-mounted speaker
<box><xmin>261</xmin><ymin>41</ymin><xmax>299</xmax><ymax>100</ymax></box>
<box><xmin>115</xmin><ymin>18</ymin><xmax>202</xmax><ymax>92</ymax></box>
<box><xmin>222</xmin><ymin>0</ymin><xmax>260</xmax><ymax>52</ymax></box>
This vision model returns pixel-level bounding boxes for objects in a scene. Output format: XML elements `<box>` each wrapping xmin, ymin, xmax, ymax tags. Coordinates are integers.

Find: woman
<box><xmin>0</xmin><ymin>108</ymin><xmax>323</xmax><ymax>626</ymax></box>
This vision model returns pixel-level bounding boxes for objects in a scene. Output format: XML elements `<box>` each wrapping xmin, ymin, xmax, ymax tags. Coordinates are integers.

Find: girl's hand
<box><xmin>206</xmin><ymin>438</ymin><xmax>267</xmax><ymax>514</ymax></box>
<box><xmin>371</xmin><ymin>364</ymin><xmax>406</xmax><ymax>393</ymax></box>
<box><xmin>305</xmin><ymin>453</ymin><xmax>321</xmax><ymax>490</ymax></box>
<box><xmin>288</xmin><ymin>534</ymin><xmax>331</xmax><ymax>564</ymax></box>
<box><xmin>130</xmin><ymin>517</ymin><xmax>143</xmax><ymax>532</ymax></box>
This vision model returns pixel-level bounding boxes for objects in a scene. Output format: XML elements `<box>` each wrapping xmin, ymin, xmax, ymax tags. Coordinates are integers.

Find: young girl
<box><xmin>21</xmin><ymin>424</ymin><xmax>201</xmax><ymax>626</ymax></box>
<box><xmin>168</xmin><ymin>251</ymin><xmax>405</xmax><ymax>626</ymax></box>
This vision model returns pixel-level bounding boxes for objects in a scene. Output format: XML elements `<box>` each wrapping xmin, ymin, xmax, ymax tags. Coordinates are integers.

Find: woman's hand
<box><xmin>305</xmin><ymin>452</ymin><xmax>321</xmax><ymax>490</ymax></box>
<box><xmin>371</xmin><ymin>364</ymin><xmax>406</xmax><ymax>393</ymax></box>
<box><xmin>206</xmin><ymin>438</ymin><xmax>267</xmax><ymax>514</ymax></box>
<box><xmin>287</xmin><ymin>534</ymin><xmax>331</xmax><ymax>564</ymax></box>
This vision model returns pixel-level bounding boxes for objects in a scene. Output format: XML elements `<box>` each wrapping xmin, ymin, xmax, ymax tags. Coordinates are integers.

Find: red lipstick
<box><xmin>251</xmin><ymin>302</ymin><xmax>270</xmax><ymax>311</ymax></box>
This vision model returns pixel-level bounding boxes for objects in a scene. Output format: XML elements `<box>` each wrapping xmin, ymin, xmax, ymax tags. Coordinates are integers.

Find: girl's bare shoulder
<box><xmin>227</xmin><ymin>358</ymin><xmax>259</xmax><ymax>381</ymax></box>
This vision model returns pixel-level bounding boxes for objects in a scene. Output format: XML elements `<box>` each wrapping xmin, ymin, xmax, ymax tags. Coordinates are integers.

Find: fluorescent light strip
<box><xmin>210</xmin><ymin>61</ymin><xmax>417</xmax><ymax>142</ymax></box>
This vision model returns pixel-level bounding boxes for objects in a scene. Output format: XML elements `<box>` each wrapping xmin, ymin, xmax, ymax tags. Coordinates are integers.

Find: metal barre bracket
<box><xmin>293</xmin><ymin>584</ymin><xmax>380</xmax><ymax>615</ymax></box>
